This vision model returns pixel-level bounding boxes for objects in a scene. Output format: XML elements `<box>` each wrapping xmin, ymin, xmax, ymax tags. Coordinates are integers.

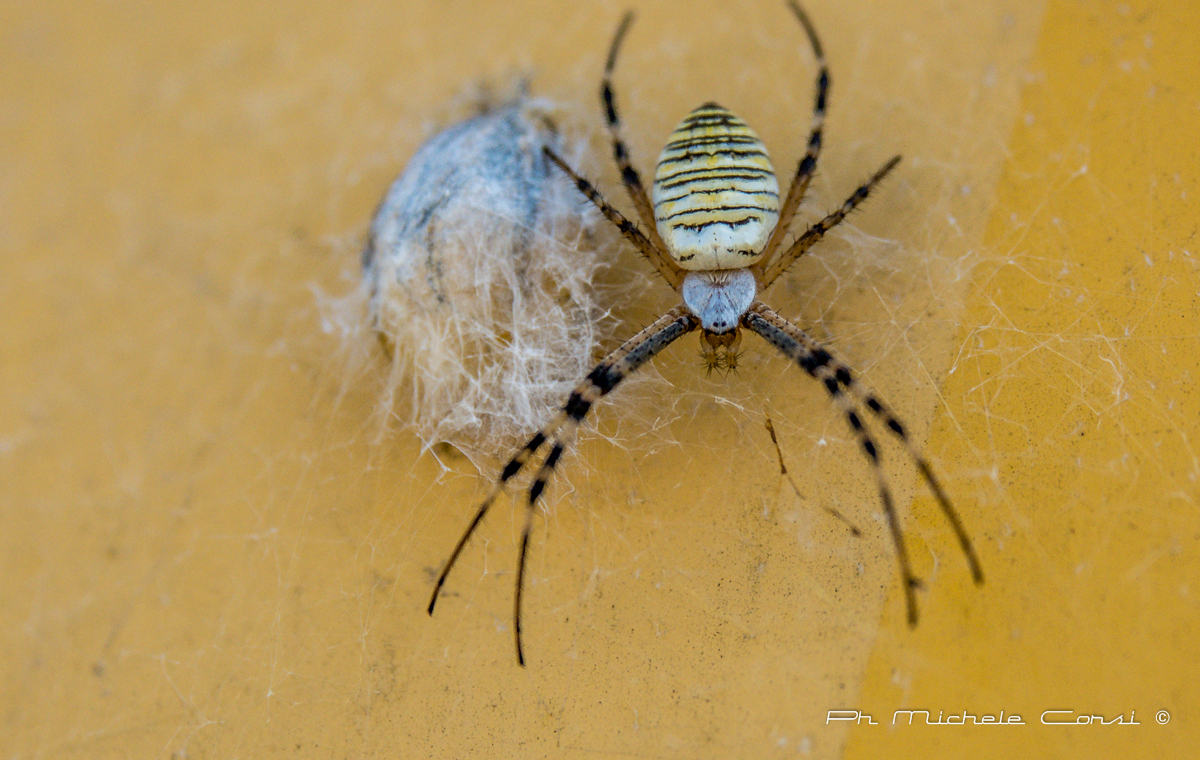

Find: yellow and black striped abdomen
<box><xmin>652</xmin><ymin>103</ymin><xmax>780</xmax><ymax>270</ymax></box>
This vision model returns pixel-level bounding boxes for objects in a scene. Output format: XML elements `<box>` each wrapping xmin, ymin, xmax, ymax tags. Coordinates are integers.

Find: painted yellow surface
<box><xmin>1</xmin><ymin>0</ymin><xmax>1194</xmax><ymax>758</ymax></box>
<box><xmin>846</xmin><ymin>0</ymin><xmax>1200</xmax><ymax>756</ymax></box>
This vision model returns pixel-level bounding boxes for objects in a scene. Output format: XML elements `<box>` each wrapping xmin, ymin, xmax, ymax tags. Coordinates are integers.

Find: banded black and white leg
<box><xmin>758</xmin><ymin>0</ymin><xmax>831</xmax><ymax>263</ymax></box>
<box><xmin>761</xmin><ymin>307</ymin><xmax>984</xmax><ymax>583</ymax></box>
<box><xmin>428</xmin><ymin>307</ymin><xmax>698</xmax><ymax>665</ymax></box>
<box><xmin>425</xmin><ymin>421</ymin><xmax>565</xmax><ymax>616</ymax></box>
<box><xmin>743</xmin><ymin>301</ymin><xmax>980</xmax><ymax>624</ymax></box>
<box><xmin>600</xmin><ymin>12</ymin><xmax>675</xmax><ymax>262</ymax></box>
<box><xmin>542</xmin><ymin>146</ymin><xmax>682</xmax><ymax>288</ymax></box>
<box><xmin>759</xmin><ymin>154</ymin><xmax>902</xmax><ymax>288</ymax></box>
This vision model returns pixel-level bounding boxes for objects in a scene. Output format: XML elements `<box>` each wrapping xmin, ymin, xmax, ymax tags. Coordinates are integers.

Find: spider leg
<box><xmin>427</xmin><ymin>421</ymin><xmax>563</xmax><ymax>615</ymax></box>
<box><xmin>758</xmin><ymin>155</ymin><xmax>901</xmax><ymax>290</ymax></box>
<box><xmin>427</xmin><ymin>307</ymin><xmax>696</xmax><ymax>663</ymax></box>
<box><xmin>744</xmin><ymin>301</ymin><xmax>923</xmax><ymax>625</ymax></box>
<box><xmin>544</xmin><ymin>148</ymin><xmax>682</xmax><ymax>289</ymax></box>
<box><xmin>757</xmin><ymin>0</ymin><xmax>830</xmax><ymax>265</ymax></box>
<box><xmin>512</xmin><ymin>306</ymin><xmax>696</xmax><ymax>664</ymax></box>
<box><xmin>763</xmin><ymin>309</ymin><xmax>984</xmax><ymax>584</ymax></box>
<box><xmin>499</xmin><ymin>307</ymin><xmax>699</xmax><ymax>664</ymax></box>
<box><xmin>601</xmin><ymin>13</ymin><xmax>675</xmax><ymax>259</ymax></box>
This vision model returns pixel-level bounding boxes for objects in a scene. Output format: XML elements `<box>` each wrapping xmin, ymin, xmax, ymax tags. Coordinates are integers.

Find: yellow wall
<box><xmin>1</xmin><ymin>0</ymin><xmax>1195</xmax><ymax>757</ymax></box>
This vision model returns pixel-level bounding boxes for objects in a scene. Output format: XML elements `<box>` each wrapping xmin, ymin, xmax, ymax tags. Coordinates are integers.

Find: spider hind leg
<box><xmin>543</xmin><ymin>146</ymin><xmax>682</xmax><ymax>288</ymax></box>
<box><xmin>758</xmin><ymin>154</ymin><xmax>901</xmax><ymax>289</ymax></box>
<box><xmin>759</xmin><ymin>0</ymin><xmax>832</xmax><ymax>264</ymax></box>
<box><xmin>600</xmin><ymin>11</ymin><xmax>666</xmax><ymax>248</ymax></box>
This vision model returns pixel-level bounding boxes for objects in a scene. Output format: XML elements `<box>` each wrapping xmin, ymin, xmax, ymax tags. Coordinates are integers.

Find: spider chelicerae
<box><xmin>427</xmin><ymin>0</ymin><xmax>983</xmax><ymax>665</ymax></box>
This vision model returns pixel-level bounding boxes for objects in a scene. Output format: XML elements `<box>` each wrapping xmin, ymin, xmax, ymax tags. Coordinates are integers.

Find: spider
<box><xmin>427</xmin><ymin>0</ymin><xmax>983</xmax><ymax>666</ymax></box>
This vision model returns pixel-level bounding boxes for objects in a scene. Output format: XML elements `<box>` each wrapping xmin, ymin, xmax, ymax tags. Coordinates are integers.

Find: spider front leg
<box><xmin>426</xmin><ymin>422</ymin><xmax>563</xmax><ymax>616</ymax></box>
<box><xmin>764</xmin><ymin>310</ymin><xmax>984</xmax><ymax>583</ymax></box>
<box><xmin>744</xmin><ymin>302</ymin><xmax>926</xmax><ymax>625</ymax></box>
<box><xmin>428</xmin><ymin>307</ymin><xmax>697</xmax><ymax>666</ymax></box>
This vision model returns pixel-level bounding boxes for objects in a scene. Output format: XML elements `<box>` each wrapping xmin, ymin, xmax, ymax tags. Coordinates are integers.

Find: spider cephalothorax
<box><xmin>428</xmin><ymin>1</ymin><xmax>983</xmax><ymax>665</ymax></box>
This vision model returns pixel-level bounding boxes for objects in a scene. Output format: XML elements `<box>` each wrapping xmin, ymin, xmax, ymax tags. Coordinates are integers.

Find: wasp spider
<box><xmin>428</xmin><ymin>1</ymin><xmax>984</xmax><ymax>665</ymax></box>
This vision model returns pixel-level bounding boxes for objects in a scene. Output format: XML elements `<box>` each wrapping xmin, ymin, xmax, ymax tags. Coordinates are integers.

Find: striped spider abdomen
<box><xmin>652</xmin><ymin>103</ymin><xmax>781</xmax><ymax>270</ymax></box>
